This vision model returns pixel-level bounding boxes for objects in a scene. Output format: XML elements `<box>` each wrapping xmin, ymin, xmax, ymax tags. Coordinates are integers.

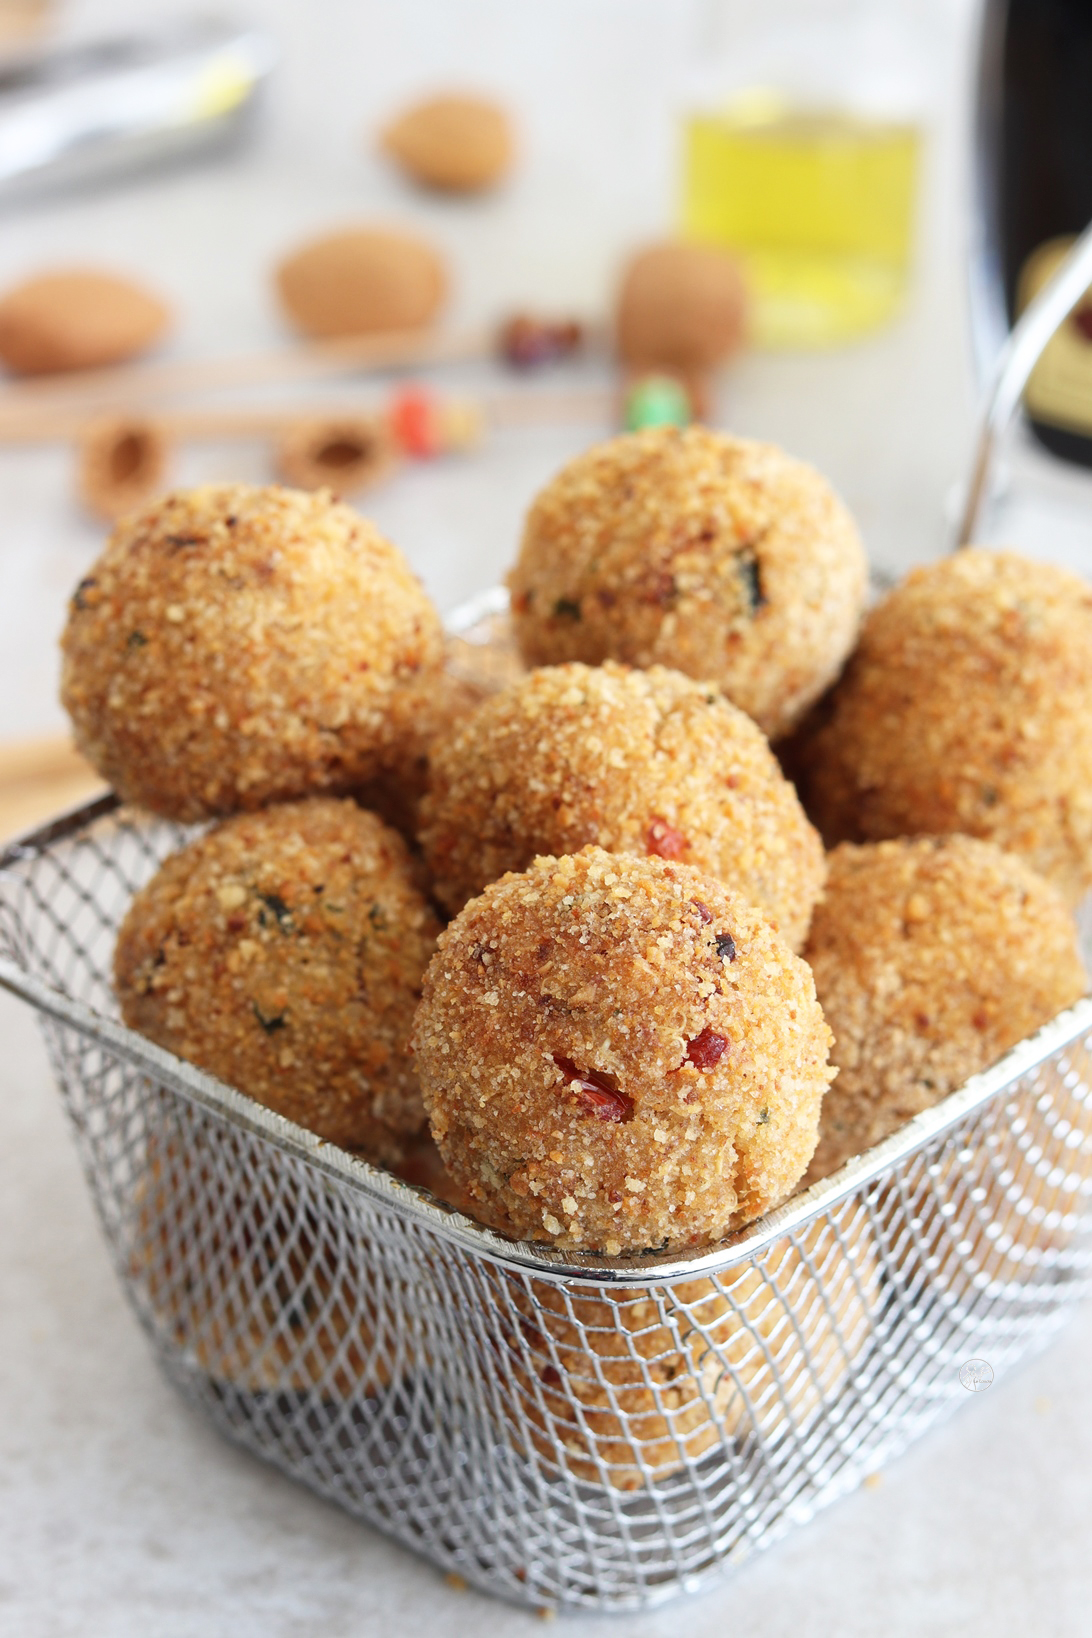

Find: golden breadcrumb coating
<box><xmin>796</xmin><ymin>548</ymin><xmax>1092</xmax><ymax>904</ymax></box>
<box><xmin>412</xmin><ymin>847</ymin><xmax>834</xmax><ymax>1252</ymax></box>
<box><xmin>419</xmin><ymin>660</ymin><xmax>825</xmax><ymax>946</ymax></box>
<box><xmin>114</xmin><ymin>798</ymin><xmax>440</xmax><ymax>1157</ymax></box>
<box><xmin>495</xmin><ymin>1218</ymin><xmax>878</xmax><ymax>1490</ymax></box>
<box><xmin>61</xmin><ymin>484</ymin><xmax>443</xmax><ymax>822</ymax></box>
<box><xmin>805</xmin><ymin>836</ymin><xmax>1086</xmax><ymax>1182</ymax></box>
<box><xmin>507</xmin><ymin>428</ymin><xmax>867</xmax><ymax>740</ymax></box>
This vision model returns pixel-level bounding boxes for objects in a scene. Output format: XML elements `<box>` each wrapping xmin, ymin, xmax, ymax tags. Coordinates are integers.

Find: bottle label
<box><xmin>1019</xmin><ymin>237</ymin><xmax>1092</xmax><ymax>437</ymax></box>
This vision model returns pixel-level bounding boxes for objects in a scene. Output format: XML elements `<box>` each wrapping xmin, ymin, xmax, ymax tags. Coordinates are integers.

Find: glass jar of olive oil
<box><xmin>680</xmin><ymin>0</ymin><xmax>926</xmax><ymax>349</ymax></box>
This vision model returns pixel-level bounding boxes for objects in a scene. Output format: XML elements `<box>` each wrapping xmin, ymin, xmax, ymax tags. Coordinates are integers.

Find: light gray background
<box><xmin>3</xmin><ymin>0</ymin><xmax>1092</xmax><ymax>1633</ymax></box>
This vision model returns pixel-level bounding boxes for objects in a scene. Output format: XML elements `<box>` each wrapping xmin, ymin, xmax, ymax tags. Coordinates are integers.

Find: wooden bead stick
<box><xmin>486</xmin><ymin>386</ymin><xmax>614</xmax><ymax>426</ymax></box>
<box><xmin>1</xmin><ymin>404</ymin><xmax>395</xmax><ymax>443</ymax></box>
<box><xmin>0</xmin><ymin>324</ymin><xmax>493</xmax><ymax>435</ymax></box>
<box><xmin>70</xmin><ymin>385</ymin><xmax>616</xmax><ymax>520</ymax></box>
<box><xmin>0</xmin><ymin>316</ymin><xmax>600</xmax><ymax>436</ymax></box>
<box><xmin>0</xmin><ymin>385</ymin><xmax>615</xmax><ymax>444</ymax></box>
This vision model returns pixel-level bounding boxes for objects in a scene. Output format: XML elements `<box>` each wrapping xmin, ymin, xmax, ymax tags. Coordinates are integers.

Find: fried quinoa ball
<box><xmin>419</xmin><ymin>660</ymin><xmax>825</xmax><ymax>947</ymax></box>
<box><xmin>114</xmin><ymin>798</ymin><xmax>441</xmax><ymax>1158</ymax></box>
<box><xmin>507</xmin><ymin>428</ymin><xmax>867</xmax><ymax>741</ymax></box>
<box><xmin>805</xmin><ymin>836</ymin><xmax>1087</xmax><ymax>1183</ymax></box>
<box><xmin>354</xmin><ymin>659</ymin><xmax>491</xmax><ymax>838</ymax></box>
<box><xmin>135</xmin><ymin>1125</ymin><xmax>400</xmax><ymax>1400</ymax></box>
<box><xmin>61</xmin><ymin>484</ymin><xmax>444</xmax><ymax>822</ymax></box>
<box><xmin>796</xmin><ymin>548</ymin><xmax>1092</xmax><ymax>904</ymax></box>
<box><xmin>495</xmin><ymin>1219</ymin><xmax>878</xmax><ymax>1490</ymax></box>
<box><xmin>412</xmin><ymin>848</ymin><xmax>834</xmax><ymax>1252</ymax></box>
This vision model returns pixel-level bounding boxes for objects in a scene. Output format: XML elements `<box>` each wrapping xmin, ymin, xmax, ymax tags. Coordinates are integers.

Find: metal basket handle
<box><xmin>955</xmin><ymin>218</ymin><xmax>1092</xmax><ymax>548</ymax></box>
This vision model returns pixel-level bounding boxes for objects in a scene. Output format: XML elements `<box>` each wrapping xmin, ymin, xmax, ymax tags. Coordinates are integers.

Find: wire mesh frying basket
<box><xmin>2</xmin><ymin>791</ymin><xmax>1091</xmax><ymax>1615</ymax></box>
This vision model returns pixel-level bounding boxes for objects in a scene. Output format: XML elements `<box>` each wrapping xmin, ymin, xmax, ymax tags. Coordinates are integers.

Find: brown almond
<box><xmin>380</xmin><ymin>93</ymin><xmax>513</xmax><ymax>194</ymax></box>
<box><xmin>275</xmin><ymin>227</ymin><xmax>447</xmax><ymax>340</ymax></box>
<box><xmin>0</xmin><ymin>269</ymin><xmax>171</xmax><ymax>377</ymax></box>
<box><xmin>616</xmin><ymin>242</ymin><xmax>747</xmax><ymax>373</ymax></box>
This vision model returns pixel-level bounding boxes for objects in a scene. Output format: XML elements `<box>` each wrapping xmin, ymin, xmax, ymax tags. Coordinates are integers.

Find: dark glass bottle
<box><xmin>975</xmin><ymin>0</ymin><xmax>1092</xmax><ymax>467</ymax></box>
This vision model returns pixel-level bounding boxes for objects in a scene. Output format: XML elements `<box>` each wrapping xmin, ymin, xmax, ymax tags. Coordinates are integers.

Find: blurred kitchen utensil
<box><xmin>0</xmin><ymin>14</ymin><xmax>275</xmax><ymax>199</ymax></box>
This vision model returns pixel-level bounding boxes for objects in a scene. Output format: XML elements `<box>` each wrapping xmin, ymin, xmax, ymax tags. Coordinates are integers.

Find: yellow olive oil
<box><xmin>681</xmin><ymin>98</ymin><xmax>921</xmax><ymax>348</ymax></box>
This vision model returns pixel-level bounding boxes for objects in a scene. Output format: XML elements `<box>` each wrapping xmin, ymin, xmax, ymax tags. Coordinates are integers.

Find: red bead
<box><xmin>389</xmin><ymin>386</ymin><xmax>441</xmax><ymax>457</ymax></box>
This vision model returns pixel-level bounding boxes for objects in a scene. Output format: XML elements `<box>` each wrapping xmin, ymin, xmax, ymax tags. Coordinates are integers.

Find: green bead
<box><xmin>623</xmin><ymin>374</ymin><xmax>692</xmax><ymax>431</ymax></box>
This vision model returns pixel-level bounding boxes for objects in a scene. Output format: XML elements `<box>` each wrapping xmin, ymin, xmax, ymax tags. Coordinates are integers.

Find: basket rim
<box><xmin>3</xmin><ymin>793</ymin><xmax>1091</xmax><ymax>1287</ymax></box>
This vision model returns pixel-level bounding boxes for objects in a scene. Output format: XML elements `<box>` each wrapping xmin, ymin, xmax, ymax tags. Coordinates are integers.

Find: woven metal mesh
<box><xmin>2</xmin><ymin>800</ymin><xmax>1092</xmax><ymax>1614</ymax></box>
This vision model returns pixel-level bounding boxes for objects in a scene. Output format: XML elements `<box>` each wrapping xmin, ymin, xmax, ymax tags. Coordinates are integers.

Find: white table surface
<box><xmin>3</xmin><ymin>1</ymin><xmax>1092</xmax><ymax>1632</ymax></box>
